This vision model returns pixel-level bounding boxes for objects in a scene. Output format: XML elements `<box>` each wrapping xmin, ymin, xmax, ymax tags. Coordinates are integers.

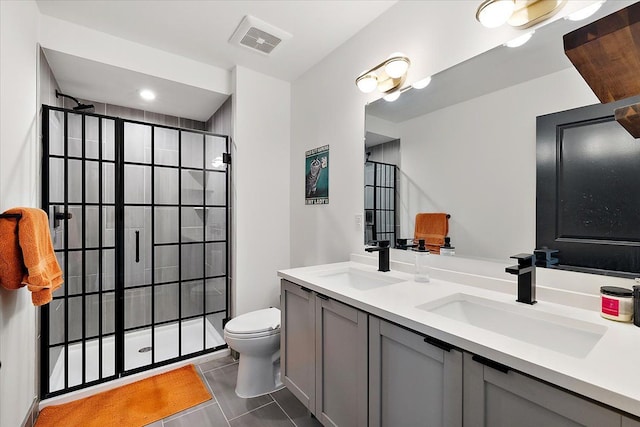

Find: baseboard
<box><xmin>21</xmin><ymin>397</ymin><xmax>39</xmax><ymax>427</ymax></box>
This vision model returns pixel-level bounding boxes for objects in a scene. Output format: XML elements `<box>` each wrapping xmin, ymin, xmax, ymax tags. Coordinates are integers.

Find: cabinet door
<box><xmin>280</xmin><ymin>280</ymin><xmax>316</xmax><ymax>412</ymax></box>
<box><xmin>369</xmin><ymin>317</ymin><xmax>463</xmax><ymax>427</ymax></box>
<box><xmin>463</xmin><ymin>353</ymin><xmax>621</xmax><ymax>427</ymax></box>
<box><xmin>315</xmin><ymin>296</ymin><xmax>368</xmax><ymax>427</ymax></box>
<box><xmin>623</xmin><ymin>416</ymin><xmax>640</xmax><ymax>427</ymax></box>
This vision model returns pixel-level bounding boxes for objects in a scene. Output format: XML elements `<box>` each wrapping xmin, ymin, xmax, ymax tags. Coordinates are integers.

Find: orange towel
<box><xmin>0</xmin><ymin>208</ymin><xmax>63</xmax><ymax>306</ymax></box>
<box><xmin>414</xmin><ymin>213</ymin><xmax>449</xmax><ymax>255</ymax></box>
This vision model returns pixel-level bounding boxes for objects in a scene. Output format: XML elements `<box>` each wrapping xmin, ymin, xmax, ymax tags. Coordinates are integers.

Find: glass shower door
<box><xmin>121</xmin><ymin>122</ymin><xmax>228</xmax><ymax>374</ymax></box>
<box><xmin>42</xmin><ymin>107</ymin><xmax>118</xmax><ymax>396</ymax></box>
<box><xmin>122</xmin><ymin>121</ymin><xmax>155</xmax><ymax>371</ymax></box>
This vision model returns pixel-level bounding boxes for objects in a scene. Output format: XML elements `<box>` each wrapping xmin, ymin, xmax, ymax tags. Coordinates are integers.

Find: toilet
<box><xmin>223</xmin><ymin>307</ymin><xmax>283</xmax><ymax>398</ymax></box>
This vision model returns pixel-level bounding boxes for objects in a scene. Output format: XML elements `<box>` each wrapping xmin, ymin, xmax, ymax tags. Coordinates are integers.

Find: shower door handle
<box><xmin>53</xmin><ymin>205</ymin><xmax>73</xmax><ymax>228</ymax></box>
<box><xmin>135</xmin><ymin>230</ymin><xmax>140</xmax><ymax>263</ymax></box>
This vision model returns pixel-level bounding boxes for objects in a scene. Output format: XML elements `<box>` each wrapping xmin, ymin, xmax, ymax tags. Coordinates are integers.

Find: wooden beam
<box><xmin>615</xmin><ymin>102</ymin><xmax>640</xmax><ymax>139</ymax></box>
<box><xmin>564</xmin><ymin>3</ymin><xmax>640</xmax><ymax>103</ymax></box>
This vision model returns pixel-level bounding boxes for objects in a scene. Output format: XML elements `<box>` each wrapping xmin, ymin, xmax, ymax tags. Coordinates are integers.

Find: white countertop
<box><xmin>278</xmin><ymin>260</ymin><xmax>640</xmax><ymax>418</ymax></box>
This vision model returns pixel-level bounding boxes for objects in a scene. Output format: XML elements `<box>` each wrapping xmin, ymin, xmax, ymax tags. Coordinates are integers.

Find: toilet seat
<box><xmin>225</xmin><ymin>307</ymin><xmax>280</xmax><ymax>336</ymax></box>
<box><xmin>224</xmin><ymin>328</ymin><xmax>279</xmax><ymax>339</ymax></box>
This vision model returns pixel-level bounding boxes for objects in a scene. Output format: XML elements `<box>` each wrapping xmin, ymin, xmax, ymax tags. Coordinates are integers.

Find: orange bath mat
<box><xmin>35</xmin><ymin>364</ymin><xmax>212</xmax><ymax>427</ymax></box>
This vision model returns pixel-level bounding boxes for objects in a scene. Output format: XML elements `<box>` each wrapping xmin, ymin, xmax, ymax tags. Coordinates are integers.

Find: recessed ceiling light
<box><xmin>140</xmin><ymin>89</ymin><xmax>156</xmax><ymax>101</ymax></box>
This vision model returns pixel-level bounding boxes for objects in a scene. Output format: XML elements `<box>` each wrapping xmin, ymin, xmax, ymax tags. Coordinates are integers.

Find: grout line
<box><xmin>198</xmin><ymin>359</ymin><xmax>238</xmax><ymax>375</ymax></box>
<box><xmin>213</xmin><ymin>400</ymin><xmax>232</xmax><ymax>427</ymax></box>
<box><xmin>163</xmin><ymin>401</ymin><xmax>219</xmax><ymax>424</ymax></box>
<box><xmin>199</xmin><ymin>370</ymin><xmax>217</xmax><ymax>400</ymax></box>
<box><xmin>270</xmin><ymin>395</ymin><xmax>298</xmax><ymax>427</ymax></box>
<box><xmin>226</xmin><ymin>401</ymin><xmax>276</xmax><ymax>422</ymax></box>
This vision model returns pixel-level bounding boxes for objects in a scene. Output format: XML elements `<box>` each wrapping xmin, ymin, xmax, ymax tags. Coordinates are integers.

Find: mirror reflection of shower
<box><xmin>364</xmin><ymin>129</ymin><xmax>400</xmax><ymax>247</ymax></box>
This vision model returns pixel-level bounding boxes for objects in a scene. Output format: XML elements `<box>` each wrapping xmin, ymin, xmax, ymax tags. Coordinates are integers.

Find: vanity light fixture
<box><xmin>355</xmin><ymin>53</ymin><xmax>411</xmax><ymax>96</ymax></box>
<box><xmin>411</xmin><ymin>76</ymin><xmax>432</xmax><ymax>90</ymax></box>
<box><xmin>476</xmin><ymin>0</ymin><xmax>515</xmax><ymax>28</ymax></box>
<box><xmin>565</xmin><ymin>0</ymin><xmax>605</xmax><ymax>21</ymax></box>
<box><xmin>383</xmin><ymin>91</ymin><xmax>401</xmax><ymax>102</ymax></box>
<box><xmin>504</xmin><ymin>31</ymin><xmax>534</xmax><ymax>47</ymax></box>
<box><xmin>476</xmin><ymin>0</ymin><xmax>567</xmax><ymax>29</ymax></box>
<box><xmin>211</xmin><ymin>156</ymin><xmax>224</xmax><ymax>168</ymax></box>
<box><xmin>140</xmin><ymin>89</ymin><xmax>156</xmax><ymax>101</ymax></box>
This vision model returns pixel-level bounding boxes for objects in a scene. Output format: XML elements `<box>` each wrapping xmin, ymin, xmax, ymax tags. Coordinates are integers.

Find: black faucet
<box><xmin>365</xmin><ymin>240</ymin><xmax>390</xmax><ymax>272</ymax></box>
<box><xmin>396</xmin><ymin>238</ymin><xmax>417</xmax><ymax>250</ymax></box>
<box><xmin>505</xmin><ymin>253</ymin><xmax>537</xmax><ymax>305</ymax></box>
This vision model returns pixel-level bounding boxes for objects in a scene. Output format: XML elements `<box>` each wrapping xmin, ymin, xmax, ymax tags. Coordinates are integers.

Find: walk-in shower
<box><xmin>41</xmin><ymin>106</ymin><xmax>230</xmax><ymax>397</ymax></box>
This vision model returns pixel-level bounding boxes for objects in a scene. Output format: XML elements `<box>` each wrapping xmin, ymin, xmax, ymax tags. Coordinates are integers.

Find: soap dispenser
<box><xmin>414</xmin><ymin>239</ymin><xmax>430</xmax><ymax>282</ymax></box>
<box><xmin>440</xmin><ymin>237</ymin><xmax>455</xmax><ymax>256</ymax></box>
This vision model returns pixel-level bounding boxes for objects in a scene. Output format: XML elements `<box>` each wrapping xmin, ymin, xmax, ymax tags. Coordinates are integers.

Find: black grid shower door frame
<box><xmin>364</xmin><ymin>160</ymin><xmax>397</xmax><ymax>245</ymax></box>
<box><xmin>118</xmin><ymin>118</ymin><xmax>230</xmax><ymax>377</ymax></box>
<box><xmin>40</xmin><ymin>105</ymin><xmax>230</xmax><ymax>399</ymax></box>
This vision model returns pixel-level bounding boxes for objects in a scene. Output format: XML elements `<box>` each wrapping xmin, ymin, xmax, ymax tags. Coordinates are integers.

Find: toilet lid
<box><xmin>225</xmin><ymin>307</ymin><xmax>281</xmax><ymax>334</ymax></box>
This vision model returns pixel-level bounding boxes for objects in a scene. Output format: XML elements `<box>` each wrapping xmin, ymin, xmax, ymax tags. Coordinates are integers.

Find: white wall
<box><xmin>233</xmin><ymin>66</ymin><xmax>291</xmax><ymax>316</ymax></box>
<box><xmin>365</xmin><ymin>115</ymin><xmax>399</xmax><ymax>140</ymax></box>
<box><xmin>398</xmin><ymin>67</ymin><xmax>599</xmax><ymax>260</ymax></box>
<box><xmin>0</xmin><ymin>1</ymin><xmax>40</xmax><ymax>426</ymax></box>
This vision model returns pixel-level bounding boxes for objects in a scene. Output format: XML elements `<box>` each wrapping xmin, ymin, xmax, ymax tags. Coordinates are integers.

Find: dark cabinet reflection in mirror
<box><xmin>537</xmin><ymin>95</ymin><xmax>640</xmax><ymax>278</ymax></box>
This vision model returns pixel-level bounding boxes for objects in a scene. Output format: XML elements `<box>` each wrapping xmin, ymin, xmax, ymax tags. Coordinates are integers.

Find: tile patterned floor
<box><xmin>144</xmin><ymin>356</ymin><xmax>323</xmax><ymax>427</ymax></box>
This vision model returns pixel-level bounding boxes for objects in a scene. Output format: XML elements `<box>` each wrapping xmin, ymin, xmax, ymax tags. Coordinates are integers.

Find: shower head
<box><xmin>56</xmin><ymin>90</ymin><xmax>94</xmax><ymax>112</ymax></box>
<box><xmin>73</xmin><ymin>103</ymin><xmax>94</xmax><ymax>111</ymax></box>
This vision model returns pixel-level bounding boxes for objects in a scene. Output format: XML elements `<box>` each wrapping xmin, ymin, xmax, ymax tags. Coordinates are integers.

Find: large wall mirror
<box><xmin>364</xmin><ymin>1</ymin><xmax>637</xmax><ymax>269</ymax></box>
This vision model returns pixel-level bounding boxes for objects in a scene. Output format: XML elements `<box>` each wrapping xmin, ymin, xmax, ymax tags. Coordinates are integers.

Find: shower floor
<box><xmin>49</xmin><ymin>317</ymin><xmax>225</xmax><ymax>393</ymax></box>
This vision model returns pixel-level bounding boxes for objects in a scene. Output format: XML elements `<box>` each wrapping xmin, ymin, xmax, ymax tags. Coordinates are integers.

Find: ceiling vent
<box><xmin>229</xmin><ymin>15</ymin><xmax>292</xmax><ymax>55</ymax></box>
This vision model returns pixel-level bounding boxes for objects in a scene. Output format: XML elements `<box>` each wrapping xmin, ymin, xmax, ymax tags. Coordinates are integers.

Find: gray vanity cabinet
<box><xmin>280</xmin><ymin>279</ymin><xmax>368</xmax><ymax>426</ymax></box>
<box><xmin>280</xmin><ymin>280</ymin><xmax>316</xmax><ymax>412</ymax></box>
<box><xmin>368</xmin><ymin>317</ymin><xmax>463</xmax><ymax>427</ymax></box>
<box><xmin>315</xmin><ymin>295</ymin><xmax>368</xmax><ymax>427</ymax></box>
<box><xmin>623</xmin><ymin>416</ymin><xmax>640</xmax><ymax>427</ymax></box>
<box><xmin>462</xmin><ymin>352</ymin><xmax>621</xmax><ymax>427</ymax></box>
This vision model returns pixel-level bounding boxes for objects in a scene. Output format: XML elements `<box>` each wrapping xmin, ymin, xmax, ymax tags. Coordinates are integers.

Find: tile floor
<box><xmin>144</xmin><ymin>356</ymin><xmax>323</xmax><ymax>427</ymax></box>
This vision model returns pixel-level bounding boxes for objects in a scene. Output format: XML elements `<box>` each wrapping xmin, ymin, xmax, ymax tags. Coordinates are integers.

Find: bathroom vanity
<box><xmin>278</xmin><ymin>259</ymin><xmax>640</xmax><ymax>427</ymax></box>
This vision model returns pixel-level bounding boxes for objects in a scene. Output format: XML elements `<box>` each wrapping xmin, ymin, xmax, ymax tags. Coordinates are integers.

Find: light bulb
<box><xmin>505</xmin><ymin>31</ymin><xmax>534</xmax><ymax>48</ymax></box>
<box><xmin>356</xmin><ymin>74</ymin><xmax>378</xmax><ymax>93</ymax></box>
<box><xmin>140</xmin><ymin>89</ymin><xmax>156</xmax><ymax>101</ymax></box>
<box><xmin>476</xmin><ymin>0</ymin><xmax>515</xmax><ymax>28</ymax></box>
<box><xmin>383</xmin><ymin>91</ymin><xmax>400</xmax><ymax>102</ymax></box>
<box><xmin>384</xmin><ymin>54</ymin><xmax>409</xmax><ymax>78</ymax></box>
<box><xmin>565</xmin><ymin>1</ymin><xmax>604</xmax><ymax>21</ymax></box>
<box><xmin>412</xmin><ymin>76</ymin><xmax>432</xmax><ymax>89</ymax></box>
<box><xmin>211</xmin><ymin>156</ymin><xmax>223</xmax><ymax>168</ymax></box>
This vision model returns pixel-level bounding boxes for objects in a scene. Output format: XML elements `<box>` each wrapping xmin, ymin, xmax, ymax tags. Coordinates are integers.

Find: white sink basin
<box><xmin>313</xmin><ymin>267</ymin><xmax>405</xmax><ymax>290</ymax></box>
<box><xmin>417</xmin><ymin>293</ymin><xmax>607</xmax><ymax>358</ymax></box>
